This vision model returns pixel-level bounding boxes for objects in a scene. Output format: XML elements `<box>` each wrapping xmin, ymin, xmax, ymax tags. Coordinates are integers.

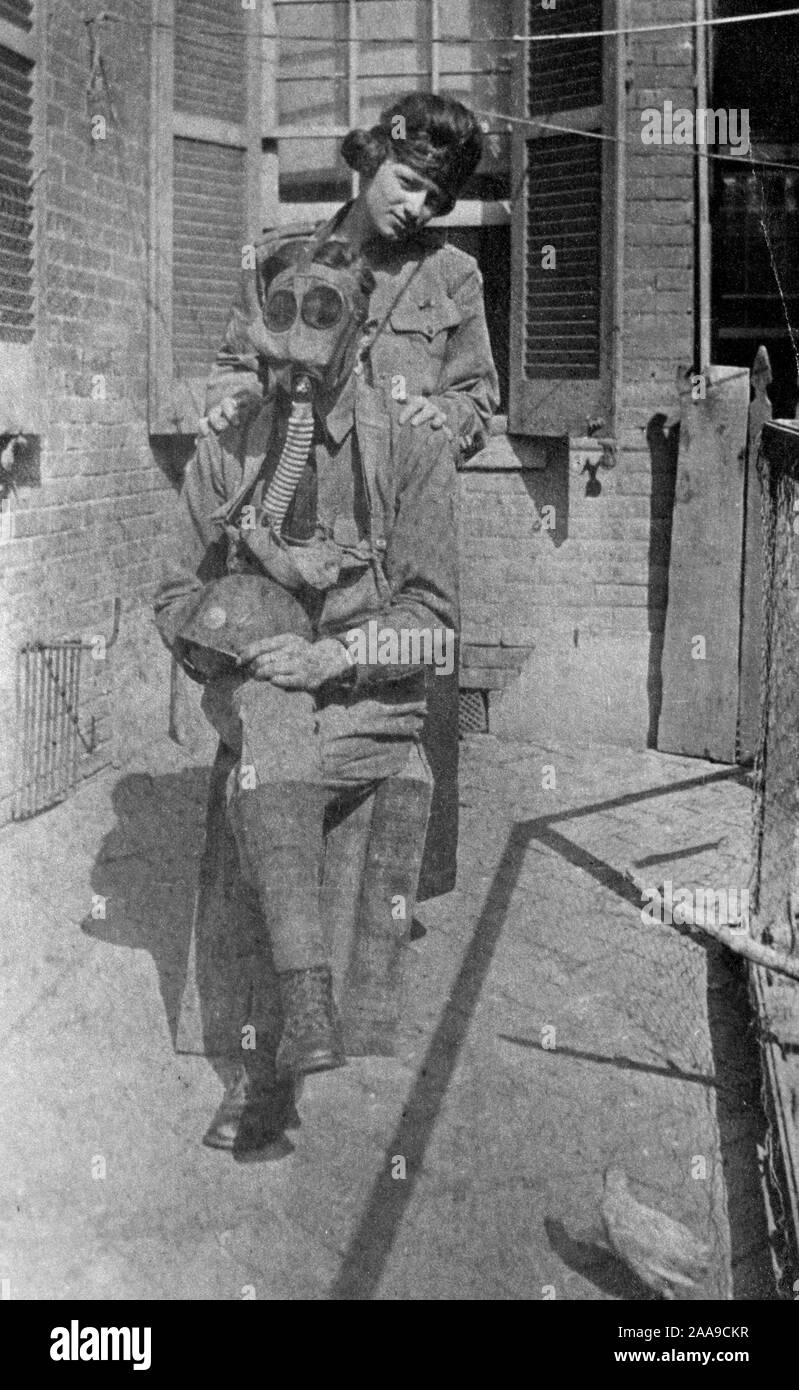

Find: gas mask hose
<box><xmin>262</xmin><ymin>372</ymin><xmax>315</xmax><ymax>533</ymax></box>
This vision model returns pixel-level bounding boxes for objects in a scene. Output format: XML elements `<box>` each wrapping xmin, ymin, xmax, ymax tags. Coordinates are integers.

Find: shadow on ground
<box><xmin>81</xmin><ymin>768</ymin><xmax>210</xmax><ymax>1051</ymax></box>
<box><xmin>543</xmin><ymin>1217</ymin><xmax>653</xmax><ymax>1300</ymax></box>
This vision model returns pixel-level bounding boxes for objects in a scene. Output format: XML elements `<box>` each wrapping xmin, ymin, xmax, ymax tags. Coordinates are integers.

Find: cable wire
<box><xmin>80</xmin><ymin>3</ymin><xmax>799</xmax><ymax>45</ymax></box>
<box><xmin>475</xmin><ymin>107</ymin><xmax>799</xmax><ymax>177</ymax></box>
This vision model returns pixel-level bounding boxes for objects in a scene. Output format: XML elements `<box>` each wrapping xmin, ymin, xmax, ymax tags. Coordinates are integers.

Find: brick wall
<box><xmin>460</xmin><ymin>0</ymin><xmax>697</xmax><ymax>749</ymax></box>
<box><xmin>0</xmin><ymin>5</ymin><xmax>182</xmax><ymax>821</ymax></box>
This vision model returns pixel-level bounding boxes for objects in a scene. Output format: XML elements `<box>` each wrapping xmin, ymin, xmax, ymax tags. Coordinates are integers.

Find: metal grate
<box><xmin>14</xmin><ymin>641</ymin><xmax>91</xmax><ymax>819</ymax></box>
<box><xmin>0</xmin><ymin>43</ymin><xmax>35</xmax><ymax>344</ymax></box>
<box><xmin>458</xmin><ymin>688</ymin><xmax>488</xmax><ymax>737</ymax></box>
<box><xmin>172</xmin><ymin>137</ymin><xmax>246</xmax><ymax>376</ymax></box>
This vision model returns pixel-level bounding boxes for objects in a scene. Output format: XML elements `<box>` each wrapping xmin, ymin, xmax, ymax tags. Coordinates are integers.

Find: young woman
<box><xmin>205</xmin><ymin>91</ymin><xmax>498</xmax><ymax>462</ymax></box>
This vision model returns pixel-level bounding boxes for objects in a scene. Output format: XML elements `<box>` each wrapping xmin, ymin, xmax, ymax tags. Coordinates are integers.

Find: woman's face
<box><xmin>359</xmin><ymin>157</ymin><xmax>444</xmax><ymax>241</ymax></box>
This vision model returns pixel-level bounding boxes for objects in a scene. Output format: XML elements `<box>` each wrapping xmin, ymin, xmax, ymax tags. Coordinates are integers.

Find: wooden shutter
<box><xmin>509</xmin><ymin>0</ymin><xmax>623</xmax><ymax>437</ymax></box>
<box><xmin>0</xmin><ymin>0</ymin><xmax>39</xmax><ymax>430</ymax></box>
<box><xmin>149</xmin><ymin>0</ymin><xmax>267</xmax><ymax>433</ymax></box>
<box><xmin>0</xmin><ymin>41</ymin><xmax>34</xmax><ymax>343</ymax></box>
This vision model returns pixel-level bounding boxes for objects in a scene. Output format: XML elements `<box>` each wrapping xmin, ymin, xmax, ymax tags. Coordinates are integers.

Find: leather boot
<box><xmin>203</xmin><ymin>1065</ymin><xmax>251</xmax><ymax>1150</ymax></box>
<box><xmin>233</xmin><ymin>1074</ymin><xmax>298</xmax><ymax>1156</ymax></box>
<box><xmin>202</xmin><ymin>1063</ymin><xmax>299</xmax><ymax>1152</ymax></box>
<box><xmin>276</xmin><ymin>965</ymin><xmax>345</xmax><ymax>1079</ymax></box>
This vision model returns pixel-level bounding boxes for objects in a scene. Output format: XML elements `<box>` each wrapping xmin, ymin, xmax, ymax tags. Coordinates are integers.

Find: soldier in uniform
<box><xmin>154</xmin><ymin>92</ymin><xmax>499</xmax><ymax>1153</ymax></box>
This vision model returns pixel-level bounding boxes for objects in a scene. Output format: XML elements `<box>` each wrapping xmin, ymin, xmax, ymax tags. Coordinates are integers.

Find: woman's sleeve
<box><xmin>428</xmin><ymin>260</ymin><xmax>500</xmax><ymax>453</ymax></box>
<box><xmin>204</xmin><ymin>267</ymin><xmax>266</xmax><ymax>414</ymax></box>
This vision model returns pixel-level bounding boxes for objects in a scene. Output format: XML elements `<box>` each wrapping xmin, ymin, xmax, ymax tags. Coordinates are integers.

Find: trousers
<box><xmin>200</xmin><ymin>674</ymin><xmax>429</xmax><ymax>974</ymax></box>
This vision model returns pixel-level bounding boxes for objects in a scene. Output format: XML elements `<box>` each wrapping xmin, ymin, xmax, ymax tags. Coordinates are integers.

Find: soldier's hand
<box><xmin>237</xmin><ymin>633</ymin><xmax>352</xmax><ymax>691</ymax></box>
<box><xmin>198</xmin><ymin>395</ymin><xmax>241</xmax><ymax>437</ymax></box>
<box><xmin>398</xmin><ymin>395</ymin><xmax>451</xmax><ymax>435</ymax></box>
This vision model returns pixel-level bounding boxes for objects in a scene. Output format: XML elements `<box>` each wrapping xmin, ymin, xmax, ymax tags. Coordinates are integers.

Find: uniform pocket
<box><xmin>318</xmin><ymin>565</ymin><xmax>384</xmax><ymax>633</ymax></box>
<box><xmin>389</xmin><ymin>295</ymin><xmax>462</xmax><ymax>342</ymax></box>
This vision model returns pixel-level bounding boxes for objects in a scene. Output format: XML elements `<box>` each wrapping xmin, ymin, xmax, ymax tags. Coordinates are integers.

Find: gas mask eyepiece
<box><xmin>263</xmin><ymin>283</ymin><xmax>347</xmax><ymax>335</ymax></box>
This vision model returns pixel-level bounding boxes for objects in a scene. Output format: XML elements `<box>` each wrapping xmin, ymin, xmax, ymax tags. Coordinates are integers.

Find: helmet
<box><xmin>175</xmin><ymin>573</ymin><xmax>314</xmax><ymax>681</ymax></box>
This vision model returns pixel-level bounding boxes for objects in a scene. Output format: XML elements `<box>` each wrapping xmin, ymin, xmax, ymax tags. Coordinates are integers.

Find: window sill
<box><xmin>461</xmin><ymin>417</ymin><xmax>549</xmax><ymax>471</ymax></box>
<box><xmin>462</xmin><ymin>419</ymin><xmax>617</xmax><ymax>473</ymax></box>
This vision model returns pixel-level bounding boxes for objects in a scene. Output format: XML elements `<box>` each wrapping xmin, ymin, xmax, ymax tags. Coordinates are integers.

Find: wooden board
<box><xmin>657</xmin><ymin>365</ymin><xmax>751</xmax><ymax>762</ymax></box>
<box><xmin>736</xmin><ymin>347</ymin><xmax>772</xmax><ymax>763</ymax></box>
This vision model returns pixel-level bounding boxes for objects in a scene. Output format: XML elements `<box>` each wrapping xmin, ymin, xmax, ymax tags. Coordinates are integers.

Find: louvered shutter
<box><xmin>509</xmin><ymin>0</ymin><xmax>621</xmax><ymax>437</ymax></box>
<box><xmin>0</xmin><ymin>41</ymin><xmax>34</xmax><ymax>343</ymax></box>
<box><xmin>149</xmin><ymin>0</ymin><xmax>265</xmax><ymax>433</ymax></box>
<box><xmin>0</xmin><ymin>0</ymin><xmax>39</xmax><ymax>430</ymax></box>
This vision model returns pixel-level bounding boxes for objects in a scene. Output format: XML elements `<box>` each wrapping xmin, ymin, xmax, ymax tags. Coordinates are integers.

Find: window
<box><xmin>149</xmin><ymin>0</ymin><xmax>266</xmax><ymax>432</ymax></box>
<box><xmin>270</xmin><ymin>0</ymin><xmax>511</xmax><ymax>215</ymax></box>
<box><xmin>508</xmin><ymin>0</ymin><xmax>623</xmax><ymax>437</ymax></box>
<box><xmin>711</xmin><ymin>0</ymin><xmax>799</xmax><ymax>417</ymax></box>
<box><xmin>0</xmin><ymin>0</ymin><xmax>41</xmax><ymax>431</ymax></box>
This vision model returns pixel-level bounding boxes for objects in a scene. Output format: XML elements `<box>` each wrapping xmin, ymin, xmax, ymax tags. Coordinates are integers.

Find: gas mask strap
<box><xmin>358</xmin><ymin>259</ymin><xmax>425</xmax><ymax>363</ymax></box>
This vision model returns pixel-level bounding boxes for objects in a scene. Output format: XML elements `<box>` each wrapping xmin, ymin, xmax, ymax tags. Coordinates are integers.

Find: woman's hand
<box><xmin>237</xmin><ymin>634</ymin><xmax>352</xmax><ymax>691</ymax></box>
<box><xmin>397</xmin><ymin>395</ymin><xmax>450</xmax><ymax>432</ymax></box>
<box><xmin>198</xmin><ymin>395</ymin><xmax>242</xmax><ymax>436</ymax></box>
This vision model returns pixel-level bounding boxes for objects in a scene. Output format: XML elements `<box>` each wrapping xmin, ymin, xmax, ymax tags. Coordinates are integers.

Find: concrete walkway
<box><xmin>0</xmin><ymin>733</ymin><xmax>775</xmax><ymax>1300</ymax></box>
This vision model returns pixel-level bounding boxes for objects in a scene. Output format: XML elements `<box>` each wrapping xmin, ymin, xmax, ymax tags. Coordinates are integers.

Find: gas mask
<box><xmin>245</xmin><ymin>236</ymin><xmax>377</xmax><ymax>547</ymax></box>
<box><xmin>258</xmin><ymin>237</ymin><xmax>376</xmax><ymax>400</ymax></box>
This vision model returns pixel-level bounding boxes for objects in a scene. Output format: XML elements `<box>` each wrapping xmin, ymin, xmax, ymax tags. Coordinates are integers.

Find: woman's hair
<box><xmin>341</xmin><ymin>92</ymin><xmax>483</xmax><ymax>214</ymax></box>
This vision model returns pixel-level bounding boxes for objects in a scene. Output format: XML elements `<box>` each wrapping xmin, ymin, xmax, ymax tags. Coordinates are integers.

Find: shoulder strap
<box><xmin>353</xmin><ymin>379</ymin><xmax>390</xmax><ymax>550</ymax></box>
<box><xmin>361</xmin><ymin>258</ymin><xmax>426</xmax><ymax>362</ymax></box>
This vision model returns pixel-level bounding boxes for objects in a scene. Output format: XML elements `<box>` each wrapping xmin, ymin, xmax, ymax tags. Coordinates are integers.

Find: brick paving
<box><xmin>0</xmin><ymin>732</ymin><xmax>776</xmax><ymax>1300</ymax></box>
